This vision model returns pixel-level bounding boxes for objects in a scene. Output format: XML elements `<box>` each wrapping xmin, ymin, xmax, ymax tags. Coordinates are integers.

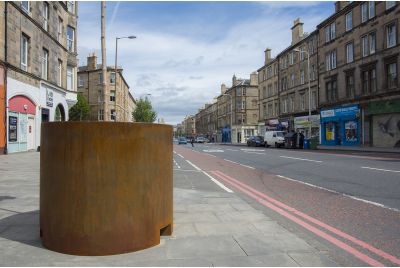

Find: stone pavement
<box><xmin>0</xmin><ymin>152</ymin><xmax>338</xmax><ymax>266</ymax></box>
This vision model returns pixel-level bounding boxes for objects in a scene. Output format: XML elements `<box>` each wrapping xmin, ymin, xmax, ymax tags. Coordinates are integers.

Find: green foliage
<box><xmin>69</xmin><ymin>93</ymin><xmax>90</xmax><ymax>121</ymax></box>
<box><xmin>132</xmin><ymin>97</ymin><xmax>157</xmax><ymax>123</ymax></box>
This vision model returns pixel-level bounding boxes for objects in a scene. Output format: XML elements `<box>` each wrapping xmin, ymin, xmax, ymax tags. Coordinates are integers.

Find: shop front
<box><xmin>294</xmin><ymin>115</ymin><xmax>320</xmax><ymax>139</ymax></box>
<box><xmin>320</xmin><ymin>105</ymin><xmax>360</xmax><ymax>146</ymax></box>
<box><xmin>366</xmin><ymin>99</ymin><xmax>400</xmax><ymax>148</ymax></box>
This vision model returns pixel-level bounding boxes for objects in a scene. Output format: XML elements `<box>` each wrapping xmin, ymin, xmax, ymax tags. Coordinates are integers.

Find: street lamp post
<box><xmin>114</xmin><ymin>35</ymin><xmax>136</xmax><ymax>121</ymax></box>
<box><xmin>294</xmin><ymin>48</ymin><xmax>312</xmax><ymax>138</ymax></box>
<box><xmin>222</xmin><ymin>93</ymin><xmax>233</xmax><ymax>143</ymax></box>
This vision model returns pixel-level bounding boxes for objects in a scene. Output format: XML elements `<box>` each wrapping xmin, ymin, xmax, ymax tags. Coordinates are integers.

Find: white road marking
<box><xmin>177</xmin><ymin>153</ymin><xmax>184</xmax><ymax>159</ymax></box>
<box><xmin>224</xmin><ymin>159</ymin><xmax>239</xmax><ymax>164</ymax></box>
<box><xmin>276</xmin><ymin>175</ymin><xmax>400</xmax><ymax>212</ymax></box>
<box><xmin>202</xmin><ymin>171</ymin><xmax>234</xmax><ymax>193</ymax></box>
<box><xmin>226</xmin><ymin>149</ymin><xmax>239</xmax><ymax>152</ymax></box>
<box><xmin>173</xmin><ymin>159</ymin><xmax>181</xmax><ymax>169</ymax></box>
<box><xmin>203</xmin><ymin>149</ymin><xmax>224</xmax><ymax>153</ymax></box>
<box><xmin>279</xmin><ymin>155</ymin><xmax>323</xmax><ymax>163</ymax></box>
<box><xmin>361</xmin><ymin>166</ymin><xmax>400</xmax><ymax>173</ymax></box>
<box><xmin>173</xmin><ymin>151</ymin><xmax>177</xmax><ymax>154</ymax></box>
<box><xmin>241</xmin><ymin>148</ymin><xmax>265</xmax><ymax>152</ymax></box>
<box><xmin>239</xmin><ymin>164</ymin><xmax>255</xmax><ymax>169</ymax></box>
<box><xmin>203</xmin><ymin>153</ymin><xmax>217</xmax><ymax>157</ymax></box>
<box><xmin>185</xmin><ymin>160</ymin><xmax>201</xmax><ymax>171</ymax></box>
<box><xmin>243</xmin><ymin>151</ymin><xmax>266</xmax><ymax>155</ymax></box>
<box><xmin>185</xmin><ymin>160</ymin><xmax>233</xmax><ymax>192</ymax></box>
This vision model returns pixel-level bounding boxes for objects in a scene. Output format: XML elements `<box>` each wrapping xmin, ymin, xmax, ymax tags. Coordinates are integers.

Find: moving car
<box><xmin>264</xmin><ymin>131</ymin><xmax>285</xmax><ymax>148</ymax></box>
<box><xmin>178</xmin><ymin>137</ymin><xmax>187</xmax><ymax>145</ymax></box>
<box><xmin>246</xmin><ymin>136</ymin><xmax>265</xmax><ymax>147</ymax></box>
<box><xmin>195</xmin><ymin>137</ymin><xmax>207</xmax><ymax>143</ymax></box>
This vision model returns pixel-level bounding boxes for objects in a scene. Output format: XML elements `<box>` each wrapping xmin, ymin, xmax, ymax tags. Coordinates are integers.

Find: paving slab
<box><xmin>287</xmin><ymin>252</ymin><xmax>339</xmax><ymax>267</ymax></box>
<box><xmin>209</xmin><ymin>253</ymin><xmax>300</xmax><ymax>267</ymax></box>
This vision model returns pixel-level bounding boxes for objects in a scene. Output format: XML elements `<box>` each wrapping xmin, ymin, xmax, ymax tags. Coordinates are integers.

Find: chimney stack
<box><xmin>291</xmin><ymin>18</ymin><xmax>304</xmax><ymax>45</ymax></box>
<box><xmin>335</xmin><ymin>1</ymin><xmax>349</xmax><ymax>12</ymax></box>
<box><xmin>221</xmin><ymin>83</ymin><xmax>227</xmax><ymax>94</ymax></box>
<box><xmin>264</xmin><ymin>48</ymin><xmax>272</xmax><ymax>65</ymax></box>
<box><xmin>232</xmin><ymin>74</ymin><xmax>237</xmax><ymax>86</ymax></box>
<box><xmin>87</xmin><ymin>53</ymin><xmax>97</xmax><ymax>71</ymax></box>
<box><xmin>250</xmin><ymin>72</ymin><xmax>258</xmax><ymax>86</ymax></box>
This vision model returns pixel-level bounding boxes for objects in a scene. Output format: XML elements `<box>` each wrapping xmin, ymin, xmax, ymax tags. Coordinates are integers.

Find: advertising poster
<box><xmin>345</xmin><ymin>120</ymin><xmax>358</xmax><ymax>142</ymax></box>
<box><xmin>9</xmin><ymin>116</ymin><xmax>18</xmax><ymax>142</ymax></box>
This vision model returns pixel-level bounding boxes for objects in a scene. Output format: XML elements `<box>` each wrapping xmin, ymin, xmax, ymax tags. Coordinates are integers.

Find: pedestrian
<box><xmin>191</xmin><ymin>137</ymin><xmax>194</xmax><ymax>147</ymax></box>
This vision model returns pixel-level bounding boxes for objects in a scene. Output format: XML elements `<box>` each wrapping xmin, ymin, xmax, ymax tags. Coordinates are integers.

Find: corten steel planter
<box><xmin>40</xmin><ymin>122</ymin><xmax>173</xmax><ymax>256</ymax></box>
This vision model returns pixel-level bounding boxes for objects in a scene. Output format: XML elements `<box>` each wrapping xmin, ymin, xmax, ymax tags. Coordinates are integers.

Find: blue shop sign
<box><xmin>321</xmin><ymin>105</ymin><xmax>359</xmax><ymax>121</ymax></box>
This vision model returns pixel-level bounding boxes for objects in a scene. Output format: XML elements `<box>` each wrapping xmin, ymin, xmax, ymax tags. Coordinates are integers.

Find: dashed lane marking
<box><xmin>239</xmin><ymin>163</ymin><xmax>255</xmax><ymax>169</ymax></box>
<box><xmin>224</xmin><ymin>159</ymin><xmax>239</xmax><ymax>164</ymax></box>
<box><xmin>279</xmin><ymin>155</ymin><xmax>323</xmax><ymax>163</ymax></box>
<box><xmin>173</xmin><ymin>159</ymin><xmax>181</xmax><ymax>169</ymax></box>
<box><xmin>276</xmin><ymin>175</ymin><xmax>399</xmax><ymax>212</ymax></box>
<box><xmin>177</xmin><ymin>153</ymin><xmax>184</xmax><ymax>159</ymax></box>
<box><xmin>361</xmin><ymin>166</ymin><xmax>400</xmax><ymax>173</ymax></box>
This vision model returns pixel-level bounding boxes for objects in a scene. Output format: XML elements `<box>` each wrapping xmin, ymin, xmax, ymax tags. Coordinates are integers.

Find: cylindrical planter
<box><xmin>40</xmin><ymin>122</ymin><xmax>173</xmax><ymax>256</ymax></box>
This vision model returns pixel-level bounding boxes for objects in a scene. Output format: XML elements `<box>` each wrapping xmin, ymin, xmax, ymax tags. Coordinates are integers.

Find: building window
<box><xmin>67</xmin><ymin>1</ymin><xmax>75</xmax><ymax>13</ymax></box>
<box><xmin>98</xmin><ymin>90</ymin><xmax>103</xmax><ymax>102</ymax></box>
<box><xmin>362</xmin><ymin>32</ymin><xmax>376</xmax><ymax>57</ymax></box>
<box><xmin>78</xmin><ymin>75</ymin><xmax>84</xmax><ymax>87</ymax></box>
<box><xmin>21</xmin><ymin>1</ymin><xmax>29</xmax><ymax>13</ymax></box>
<box><xmin>290</xmin><ymin>95</ymin><xmax>295</xmax><ymax>112</ymax></box>
<box><xmin>290</xmin><ymin>73</ymin><xmax>295</xmax><ymax>87</ymax></box>
<box><xmin>282</xmin><ymin>98</ymin><xmax>287</xmax><ymax>113</ymax></box>
<box><xmin>242</xmin><ymin>88</ymin><xmax>246</xmax><ymax>96</ymax></box>
<box><xmin>67</xmin><ymin>26</ymin><xmax>75</xmax><ymax>52</ymax></box>
<box><xmin>111</xmin><ymin>109</ymin><xmax>116</xmax><ymax>121</ymax></box>
<box><xmin>20</xmin><ymin>34</ymin><xmax>29</xmax><ymax>71</ymax></box>
<box><xmin>386</xmin><ymin>23</ymin><xmax>397</xmax><ymax>48</ymax></box>
<box><xmin>110</xmin><ymin>90</ymin><xmax>116</xmax><ymax>102</ymax></box>
<box><xmin>346</xmin><ymin>11</ymin><xmax>352</xmax><ymax>31</ymax></box>
<box><xmin>311</xmin><ymin>64</ymin><xmax>316</xmax><ymax>81</ymax></box>
<box><xmin>300</xmin><ymin>70</ymin><xmax>305</xmax><ymax>85</ymax></box>
<box><xmin>362</xmin><ymin>68</ymin><xmax>377</xmax><ymax>94</ymax></box>
<box><xmin>268</xmin><ymin>104</ymin><xmax>273</xmax><ymax>117</ymax></box>
<box><xmin>361</xmin><ymin>2</ymin><xmax>375</xmax><ymax>23</ymax></box>
<box><xmin>263</xmin><ymin>104</ymin><xmax>267</xmax><ymax>117</ymax></box>
<box><xmin>326</xmin><ymin>50</ymin><xmax>336</xmax><ymax>71</ymax></box>
<box><xmin>43</xmin><ymin>2</ymin><xmax>49</xmax><ymax>31</ymax></box>
<box><xmin>386</xmin><ymin>1</ymin><xmax>396</xmax><ymax>10</ymax></box>
<box><xmin>326</xmin><ymin>79</ymin><xmax>337</xmax><ymax>102</ymax></box>
<box><xmin>346</xmin><ymin>42</ymin><xmax>354</xmax><ymax>63</ymax></box>
<box><xmin>58</xmin><ymin>17</ymin><xmax>63</xmax><ymax>42</ymax></box>
<box><xmin>262</xmin><ymin>86</ymin><xmax>266</xmax><ymax>99</ymax></box>
<box><xmin>67</xmin><ymin>65</ymin><xmax>74</xmax><ymax>91</ymax></box>
<box><xmin>110</xmin><ymin>72</ymin><xmax>116</xmax><ymax>84</ymax></box>
<box><xmin>57</xmin><ymin>60</ymin><xmax>62</xmax><ymax>87</ymax></box>
<box><xmin>41</xmin><ymin>48</ymin><xmax>48</xmax><ymax>80</ymax></box>
<box><xmin>98</xmin><ymin>109</ymin><xmax>104</xmax><ymax>121</ymax></box>
<box><xmin>346</xmin><ymin>73</ymin><xmax>355</xmax><ymax>98</ymax></box>
<box><xmin>242</xmin><ymin>100</ymin><xmax>245</xmax><ymax>110</ymax></box>
<box><xmin>300</xmin><ymin>93</ymin><xmax>305</xmax><ymax>111</ymax></box>
<box><xmin>311</xmin><ymin>91</ymin><xmax>317</xmax><ymax>109</ymax></box>
<box><xmin>387</xmin><ymin>62</ymin><xmax>398</xmax><ymax>89</ymax></box>
<box><xmin>325</xmin><ymin>22</ymin><xmax>336</xmax><ymax>43</ymax></box>
<box><xmin>289</xmin><ymin>52</ymin><xmax>294</xmax><ymax>65</ymax></box>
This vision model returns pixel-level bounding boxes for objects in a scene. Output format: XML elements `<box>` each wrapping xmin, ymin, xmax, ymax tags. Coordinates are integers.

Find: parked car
<box><xmin>173</xmin><ymin>138</ymin><xmax>179</xmax><ymax>144</ymax></box>
<box><xmin>246</xmin><ymin>136</ymin><xmax>265</xmax><ymax>147</ymax></box>
<box><xmin>195</xmin><ymin>137</ymin><xmax>207</xmax><ymax>143</ymax></box>
<box><xmin>264</xmin><ymin>131</ymin><xmax>285</xmax><ymax>148</ymax></box>
<box><xmin>178</xmin><ymin>137</ymin><xmax>187</xmax><ymax>145</ymax></box>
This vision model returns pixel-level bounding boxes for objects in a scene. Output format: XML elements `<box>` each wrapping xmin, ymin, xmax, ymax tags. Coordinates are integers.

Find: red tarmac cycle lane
<box><xmin>174</xmin><ymin>145</ymin><xmax>400</xmax><ymax>267</ymax></box>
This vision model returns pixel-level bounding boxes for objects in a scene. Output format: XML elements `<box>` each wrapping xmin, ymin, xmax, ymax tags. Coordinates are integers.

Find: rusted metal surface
<box><xmin>40</xmin><ymin>122</ymin><xmax>173</xmax><ymax>256</ymax></box>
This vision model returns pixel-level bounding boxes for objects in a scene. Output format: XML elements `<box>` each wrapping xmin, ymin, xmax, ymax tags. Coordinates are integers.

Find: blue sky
<box><xmin>77</xmin><ymin>1</ymin><xmax>334</xmax><ymax>125</ymax></box>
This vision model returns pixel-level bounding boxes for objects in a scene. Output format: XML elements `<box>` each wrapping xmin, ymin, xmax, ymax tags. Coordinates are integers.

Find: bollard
<box><xmin>40</xmin><ymin>122</ymin><xmax>173</xmax><ymax>256</ymax></box>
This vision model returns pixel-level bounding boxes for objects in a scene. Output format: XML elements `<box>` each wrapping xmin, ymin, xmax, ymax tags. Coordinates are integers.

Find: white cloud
<box><xmin>77</xmin><ymin>2</ymin><xmax>332</xmax><ymax>125</ymax></box>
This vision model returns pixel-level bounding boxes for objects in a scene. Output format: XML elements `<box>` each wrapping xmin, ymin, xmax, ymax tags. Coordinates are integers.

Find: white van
<box><xmin>264</xmin><ymin>131</ymin><xmax>285</xmax><ymax>148</ymax></box>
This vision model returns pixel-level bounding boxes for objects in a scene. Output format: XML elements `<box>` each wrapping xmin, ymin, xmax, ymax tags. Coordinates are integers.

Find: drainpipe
<box><xmin>3</xmin><ymin>1</ymin><xmax>8</xmax><ymax>154</ymax></box>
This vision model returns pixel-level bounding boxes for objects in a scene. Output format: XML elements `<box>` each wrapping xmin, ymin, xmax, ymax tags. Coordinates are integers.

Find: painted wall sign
<box><xmin>46</xmin><ymin>89</ymin><xmax>53</xmax><ymax>107</ymax></box>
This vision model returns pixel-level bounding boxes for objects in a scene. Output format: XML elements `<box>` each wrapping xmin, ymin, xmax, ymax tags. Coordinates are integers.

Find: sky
<box><xmin>77</xmin><ymin>1</ymin><xmax>335</xmax><ymax>125</ymax></box>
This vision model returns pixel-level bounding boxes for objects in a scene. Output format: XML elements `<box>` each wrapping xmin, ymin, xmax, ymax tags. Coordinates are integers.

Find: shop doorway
<box><xmin>27</xmin><ymin>116</ymin><xmax>35</xmax><ymax>150</ymax></box>
<box><xmin>55</xmin><ymin>104</ymin><xmax>65</xmax><ymax>121</ymax></box>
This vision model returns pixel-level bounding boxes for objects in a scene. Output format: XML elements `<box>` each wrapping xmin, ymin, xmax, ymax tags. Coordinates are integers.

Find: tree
<box><xmin>69</xmin><ymin>93</ymin><xmax>90</xmax><ymax>121</ymax></box>
<box><xmin>132</xmin><ymin>97</ymin><xmax>157</xmax><ymax>123</ymax></box>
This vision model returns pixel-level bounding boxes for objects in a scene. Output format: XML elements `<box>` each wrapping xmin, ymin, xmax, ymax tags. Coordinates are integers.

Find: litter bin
<box><xmin>303</xmin><ymin>138</ymin><xmax>310</xmax><ymax>149</ymax></box>
<box><xmin>310</xmin><ymin>136</ymin><xmax>318</xmax><ymax>150</ymax></box>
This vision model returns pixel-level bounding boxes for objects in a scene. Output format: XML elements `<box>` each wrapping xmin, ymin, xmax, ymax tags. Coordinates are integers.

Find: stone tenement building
<box><xmin>194</xmin><ymin>102</ymin><xmax>218</xmax><ymax>141</ymax></box>
<box><xmin>277</xmin><ymin>19</ymin><xmax>319</xmax><ymax>138</ymax></box>
<box><xmin>257</xmin><ymin>48</ymin><xmax>279</xmax><ymax>137</ymax></box>
<box><xmin>77</xmin><ymin>54</ymin><xmax>134</xmax><ymax>122</ymax></box>
<box><xmin>317</xmin><ymin>1</ymin><xmax>400</xmax><ymax>147</ymax></box>
<box><xmin>213</xmin><ymin>73</ymin><xmax>259</xmax><ymax>144</ymax></box>
<box><xmin>1</xmin><ymin>1</ymin><xmax>78</xmax><ymax>153</ymax></box>
<box><xmin>182</xmin><ymin>115</ymin><xmax>195</xmax><ymax>137</ymax></box>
